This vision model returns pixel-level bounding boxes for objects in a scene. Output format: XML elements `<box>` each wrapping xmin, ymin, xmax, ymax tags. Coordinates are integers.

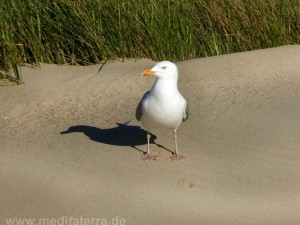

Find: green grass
<box><xmin>0</xmin><ymin>0</ymin><xmax>299</xmax><ymax>83</ymax></box>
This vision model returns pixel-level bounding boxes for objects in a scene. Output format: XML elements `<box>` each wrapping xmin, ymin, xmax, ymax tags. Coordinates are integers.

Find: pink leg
<box><xmin>169</xmin><ymin>130</ymin><xmax>185</xmax><ymax>161</ymax></box>
<box><xmin>143</xmin><ymin>133</ymin><xmax>157</xmax><ymax>161</ymax></box>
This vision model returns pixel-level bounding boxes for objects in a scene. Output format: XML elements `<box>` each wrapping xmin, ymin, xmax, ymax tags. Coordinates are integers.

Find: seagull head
<box><xmin>142</xmin><ymin>61</ymin><xmax>178</xmax><ymax>80</ymax></box>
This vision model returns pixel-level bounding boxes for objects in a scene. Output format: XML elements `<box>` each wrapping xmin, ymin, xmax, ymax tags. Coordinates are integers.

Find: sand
<box><xmin>1</xmin><ymin>45</ymin><xmax>300</xmax><ymax>225</ymax></box>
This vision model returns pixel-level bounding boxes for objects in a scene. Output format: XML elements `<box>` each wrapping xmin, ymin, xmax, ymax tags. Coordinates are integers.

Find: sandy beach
<box><xmin>1</xmin><ymin>45</ymin><xmax>300</xmax><ymax>224</ymax></box>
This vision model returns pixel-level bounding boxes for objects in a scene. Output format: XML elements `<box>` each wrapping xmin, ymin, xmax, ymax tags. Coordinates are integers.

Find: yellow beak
<box><xmin>142</xmin><ymin>70</ymin><xmax>156</xmax><ymax>76</ymax></box>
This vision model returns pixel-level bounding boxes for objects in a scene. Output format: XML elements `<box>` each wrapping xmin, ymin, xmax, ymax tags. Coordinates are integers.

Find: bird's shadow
<box><xmin>60</xmin><ymin>122</ymin><xmax>173</xmax><ymax>154</ymax></box>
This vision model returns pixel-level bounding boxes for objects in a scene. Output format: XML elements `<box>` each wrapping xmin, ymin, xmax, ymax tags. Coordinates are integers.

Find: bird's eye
<box><xmin>162</xmin><ymin>66</ymin><xmax>167</xmax><ymax>70</ymax></box>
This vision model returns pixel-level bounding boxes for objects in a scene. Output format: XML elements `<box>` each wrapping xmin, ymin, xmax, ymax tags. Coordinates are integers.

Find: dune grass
<box><xmin>0</xmin><ymin>0</ymin><xmax>299</xmax><ymax>83</ymax></box>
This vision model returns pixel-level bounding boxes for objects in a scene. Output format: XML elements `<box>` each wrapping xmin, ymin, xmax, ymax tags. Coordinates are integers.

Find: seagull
<box><xmin>136</xmin><ymin>61</ymin><xmax>189</xmax><ymax>161</ymax></box>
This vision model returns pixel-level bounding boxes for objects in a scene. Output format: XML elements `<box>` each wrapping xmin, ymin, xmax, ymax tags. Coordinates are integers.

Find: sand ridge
<box><xmin>1</xmin><ymin>46</ymin><xmax>300</xmax><ymax>225</ymax></box>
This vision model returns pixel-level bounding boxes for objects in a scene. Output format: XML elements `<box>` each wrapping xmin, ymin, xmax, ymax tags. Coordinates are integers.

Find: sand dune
<box><xmin>1</xmin><ymin>45</ymin><xmax>300</xmax><ymax>225</ymax></box>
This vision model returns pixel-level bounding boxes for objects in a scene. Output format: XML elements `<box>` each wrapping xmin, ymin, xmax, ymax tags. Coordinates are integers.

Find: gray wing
<box><xmin>135</xmin><ymin>91</ymin><xmax>150</xmax><ymax>121</ymax></box>
<box><xmin>183</xmin><ymin>101</ymin><xmax>189</xmax><ymax>122</ymax></box>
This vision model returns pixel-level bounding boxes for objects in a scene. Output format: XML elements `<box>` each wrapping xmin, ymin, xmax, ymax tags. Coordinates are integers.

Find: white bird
<box><xmin>136</xmin><ymin>61</ymin><xmax>189</xmax><ymax>161</ymax></box>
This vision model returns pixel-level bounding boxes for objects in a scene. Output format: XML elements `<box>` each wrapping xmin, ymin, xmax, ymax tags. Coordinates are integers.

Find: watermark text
<box><xmin>5</xmin><ymin>216</ymin><xmax>126</xmax><ymax>225</ymax></box>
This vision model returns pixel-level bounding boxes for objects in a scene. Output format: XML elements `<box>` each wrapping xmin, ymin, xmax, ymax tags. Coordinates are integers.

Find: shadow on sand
<box><xmin>60</xmin><ymin>122</ymin><xmax>172</xmax><ymax>154</ymax></box>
